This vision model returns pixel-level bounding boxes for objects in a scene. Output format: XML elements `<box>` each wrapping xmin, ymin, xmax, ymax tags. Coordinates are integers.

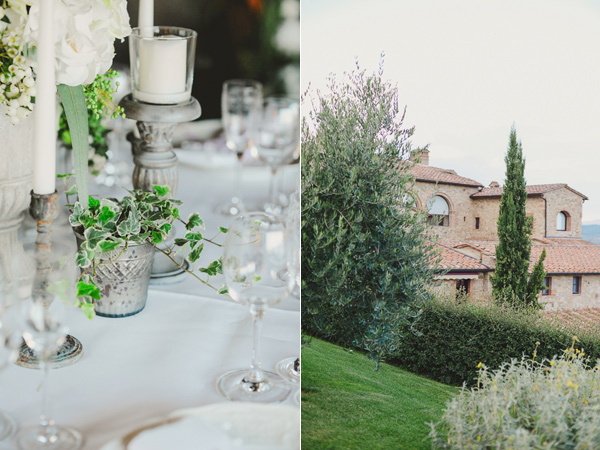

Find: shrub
<box><xmin>393</xmin><ymin>297</ymin><xmax>600</xmax><ymax>386</ymax></box>
<box><xmin>301</xmin><ymin>59</ymin><xmax>441</xmax><ymax>365</ymax></box>
<box><xmin>430</xmin><ymin>347</ymin><xmax>600</xmax><ymax>449</ymax></box>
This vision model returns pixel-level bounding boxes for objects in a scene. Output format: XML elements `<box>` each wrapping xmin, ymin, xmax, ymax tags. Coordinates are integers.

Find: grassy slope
<box><xmin>302</xmin><ymin>338</ymin><xmax>458</xmax><ymax>450</ymax></box>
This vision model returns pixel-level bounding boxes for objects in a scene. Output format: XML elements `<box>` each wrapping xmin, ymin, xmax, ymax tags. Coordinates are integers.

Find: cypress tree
<box><xmin>492</xmin><ymin>127</ymin><xmax>545</xmax><ymax>307</ymax></box>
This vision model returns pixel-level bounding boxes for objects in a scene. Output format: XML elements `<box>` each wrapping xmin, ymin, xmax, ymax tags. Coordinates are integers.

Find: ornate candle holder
<box><xmin>119</xmin><ymin>94</ymin><xmax>201</xmax><ymax>281</ymax></box>
<box><xmin>16</xmin><ymin>191</ymin><xmax>83</xmax><ymax>369</ymax></box>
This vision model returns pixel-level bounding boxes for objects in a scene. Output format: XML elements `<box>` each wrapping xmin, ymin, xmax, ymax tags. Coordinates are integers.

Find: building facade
<box><xmin>412</xmin><ymin>150</ymin><xmax>600</xmax><ymax>310</ymax></box>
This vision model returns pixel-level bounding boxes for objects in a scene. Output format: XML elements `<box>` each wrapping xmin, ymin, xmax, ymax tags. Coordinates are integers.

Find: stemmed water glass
<box><xmin>275</xmin><ymin>191</ymin><xmax>300</xmax><ymax>383</ymax></box>
<box><xmin>216</xmin><ymin>79</ymin><xmax>263</xmax><ymax>216</ymax></box>
<box><xmin>254</xmin><ymin>97</ymin><xmax>300</xmax><ymax>215</ymax></box>
<box><xmin>0</xmin><ymin>246</ymin><xmax>25</xmax><ymax>443</ymax></box>
<box><xmin>14</xmin><ymin>242</ymin><xmax>82</xmax><ymax>450</ymax></box>
<box><xmin>217</xmin><ymin>212</ymin><xmax>296</xmax><ymax>402</ymax></box>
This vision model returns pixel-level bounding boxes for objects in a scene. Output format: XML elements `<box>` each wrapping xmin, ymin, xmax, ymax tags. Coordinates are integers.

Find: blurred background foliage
<box><xmin>113</xmin><ymin>0</ymin><xmax>300</xmax><ymax>119</ymax></box>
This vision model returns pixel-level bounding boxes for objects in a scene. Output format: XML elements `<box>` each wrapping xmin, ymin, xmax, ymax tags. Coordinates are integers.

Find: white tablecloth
<box><xmin>0</xmin><ymin>134</ymin><xmax>300</xmax><ymax>449</ymax></box>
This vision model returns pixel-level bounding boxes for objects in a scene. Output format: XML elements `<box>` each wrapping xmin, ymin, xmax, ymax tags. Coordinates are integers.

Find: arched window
<box><xmin>427</xmin><ymin>195</ymin><xmax>450</xmax><ymax>227</ymax></box>
<box><xmin>557</xmin><ymin>211</ymin><xmax>569</xmax><ymax>231</ymax></box>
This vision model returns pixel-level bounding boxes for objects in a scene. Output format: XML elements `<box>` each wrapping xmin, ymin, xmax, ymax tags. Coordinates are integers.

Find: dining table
<box><xmin>0</xmin><ymin>120</ymin><xmax>301</xmax><ymax>450</ymax></box>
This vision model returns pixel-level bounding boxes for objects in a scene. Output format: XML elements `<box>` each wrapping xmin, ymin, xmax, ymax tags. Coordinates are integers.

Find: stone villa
<box><xmin>412</xmin><ymin>150</ymin><xmax>600</xmax><ymax>310</ymax></box>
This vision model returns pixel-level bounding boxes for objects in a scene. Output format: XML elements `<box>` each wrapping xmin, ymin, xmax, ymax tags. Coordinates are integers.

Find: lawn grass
<box><xmin>301</xmin><ymin>338</ymin><xmax>459</xmax><ymax>450</ymax></box>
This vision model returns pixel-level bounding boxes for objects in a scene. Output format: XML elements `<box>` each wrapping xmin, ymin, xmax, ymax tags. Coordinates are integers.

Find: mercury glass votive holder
<box><xmin>129</xmin><ymin>26</ymin><xmax>197</xmax><ymax>105</ymax></box>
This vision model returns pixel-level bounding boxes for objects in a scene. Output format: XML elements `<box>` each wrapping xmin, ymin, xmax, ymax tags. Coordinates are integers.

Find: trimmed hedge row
<box><xmin>392</xmin><ymin>298</ymin><xmax>600</xmax><ymax>386</ymax></box>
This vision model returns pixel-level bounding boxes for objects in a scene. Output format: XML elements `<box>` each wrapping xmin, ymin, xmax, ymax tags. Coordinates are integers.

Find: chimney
<box><xmin>489</xmin><ymin>181</ymin><xmax>500</xmax><ymax>188</ymax></box>
<box><xmin>417</xmin><ymin>149</ymin><xmax>430</xmax><ymax>166</ymax></box>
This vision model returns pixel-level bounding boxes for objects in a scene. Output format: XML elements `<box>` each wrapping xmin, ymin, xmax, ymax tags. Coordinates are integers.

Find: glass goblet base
<box><xmin>15</xmin><ymin>424</ymin><xmax>82</xmax><ymax>450</ymax></box>
<box><xmin>275</xmin><ymin>357</ymin><xmax>300</xmax><ymax>383</ymax></box>
<box><xmin>217</xmin><ymin>369</ymin><xmax>292</xmax><ymax>403</ymax></box>
<box><xmin>0</xmin><ymin>410</ymin><xmax>17</xmax><ymax>442</ymax></box>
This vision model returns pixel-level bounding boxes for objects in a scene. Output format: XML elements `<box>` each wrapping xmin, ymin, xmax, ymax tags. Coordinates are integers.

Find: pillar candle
<box><xmin>135</xmin><ymin>36</ymin><xmax>188</xmax><ymax>104</ymax></box>
<box><xmin>32</xmin><ymin>0</ymin><xmax>56</xmax><ymax>195</ymax></box>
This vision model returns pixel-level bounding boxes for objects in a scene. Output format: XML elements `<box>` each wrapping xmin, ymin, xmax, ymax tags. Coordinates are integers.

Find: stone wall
<box><xmin>433</xmin><ymin>273</ymin><xmax>491</xmax><ymax>304</ymax></box>
<box><xmin>543</xmin><ymin>188</ymin><xmax>584</xmax><ymax>238</ymax></box>
<box><xmin>414</xmin><ymin>182</ymin><xmax>480</xmax><ymax>241</ymax></box>
<box><xmin>539</xmin><ymin>274</ymin><xmax>600</xmax><ymax>310</ymax></box>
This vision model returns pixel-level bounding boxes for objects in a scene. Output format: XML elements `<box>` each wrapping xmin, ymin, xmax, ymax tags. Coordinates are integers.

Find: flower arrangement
<box><xmin>0</xmin><ymin>0</ymin><xmax>130</xmax><ymax>122</ymax></box>
<box><xmin>0</xmin><ymin>0</ymin><xmax>130</xmax><ymax>205</ymax></box>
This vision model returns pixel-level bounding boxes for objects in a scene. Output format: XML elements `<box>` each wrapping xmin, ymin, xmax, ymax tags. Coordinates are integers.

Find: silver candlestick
<box><xmin>16</xmin><ymin>191</ymin><xmax>83</xmax><ymax>369</ymax></box>
<box><xmin>119</xmin><ymin>94</ymin><xmax>201</xmax><ymax>282</ymax></box>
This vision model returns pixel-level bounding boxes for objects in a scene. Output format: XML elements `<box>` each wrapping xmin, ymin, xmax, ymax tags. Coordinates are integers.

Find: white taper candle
<box><xmin>138</xmin><ymin>0</ymin><xmax>154</xmax><ymax>28</ymax></box>
<box><xmin>32</xmin><ymin>0</ymin><xmax>56</xmax><ymax>195</ymax></box>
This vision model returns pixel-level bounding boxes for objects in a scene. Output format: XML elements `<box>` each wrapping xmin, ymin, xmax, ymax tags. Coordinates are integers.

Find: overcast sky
<box><xmin>301</xmin><ymin>0</ymin><xmax>600</xmax><ymax>223</ymax></box>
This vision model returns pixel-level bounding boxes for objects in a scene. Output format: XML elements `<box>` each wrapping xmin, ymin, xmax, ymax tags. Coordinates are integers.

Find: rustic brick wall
<box><xmin>539</xmin><ymin>274</ymin><xmax>600</xmax><ymax>310</ymax></box>
<box><xmin>543</xmin><ymin>188</ymin><xmax>584</xmax><ymax>238</ymax></box>
<box><xmin>414</xmin><ymin>182</ymin><xmax>480</xmax><ymax>241</ymax></box>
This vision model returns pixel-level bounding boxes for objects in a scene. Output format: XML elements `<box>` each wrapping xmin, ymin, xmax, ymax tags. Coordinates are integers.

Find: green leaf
<box><xmin>186</xmin><ymin>213</ymin><xmax>204</xmax><ymax>230</ymax></box>
<box><xmin>174</xmin><ymin>238</ymin><xmax>189</xmax><ymax>247</ymax></box>
<box><xmin>219</xmin><ymin>226</ymin><xmax>228</xmax><ymax>234</ymax></box>
<box><xmin>77</xmin><ymin>281</ymin><xmax>101</xmax><ymax>301</ymax></box>
<box><xmin>184</xmin><ymin>231</ymin><xmax>203</xmax><ymax>241</ymax></box>
<box><xmin>198</xmin><ymin>259</ymin><xmax>219</xmax><ymax>276</ymax></box>
<box><xmin>153</xmin><ymin>185</ymin><xmax>170</xmax><ymax>197</ymax></box>
<box><xmin>76</xmin><ymin>250</ymin><xmax>91</xmax><ymax>268</ymax></box>
<box><xmin>99</xmin><ymin>206</ymin><xmax>116</xmax><ymax>222</ymax></box>
<box><xmin>117</xmin><ymin>210</ymin><xmax>141</xmax><ymax>236</ymax></box>
<box><xmin>80</xmin><ymin>302</ymin><xmax>96</xmax><ymax>320</ymax></box>
<box><xmin>98</xmin><ymin>239</ymin><xmax>122</xmax><ymax>253</ymax></box>
<box><xmin>188</xmin><ymin>243</ymin><xmax>204</xmax><ymax>263</ymax></box>
<box><xmin>217</xmin><ymin>284</ymin><xmax>228</xmax><ymax>295</ymax></box>
<box><xmin>160</xmin><ymin>223</ymin><xmax>172</xmax><ymax>235</ymax></box>
<box><xmin>65</xmin><ymin>184</ymin><xmax>78</xmax><ymax>196</ymax></box>
<box><xmin>69</xmin><ymin>202</ymin><xmax>85</xmax><ymax>227</ymax></box>
<box><xmin>88</xmin><ymin>196</ymin><xmax>100</xmax><ymax>211</ymax></box>
<box><xmin>152</xmin><ymin>230</ymin><xmax>163</xmax><ymax>244</ymax></box>
<box><xmin>58</xmin><ymin>84</ymin><xmax>89</xmax><ymax>208</ymax></box>
<box><xmin>84</xmin><ymin>227</ymin><xmax>108</xmax><ymax>251</ymax></box>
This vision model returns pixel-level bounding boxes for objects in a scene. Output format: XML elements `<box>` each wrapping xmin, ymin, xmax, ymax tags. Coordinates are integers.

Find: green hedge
<box><xmin>392</xmin><ymin>298</ymin><xmax>600</xmax><ymax>386</ymax></box>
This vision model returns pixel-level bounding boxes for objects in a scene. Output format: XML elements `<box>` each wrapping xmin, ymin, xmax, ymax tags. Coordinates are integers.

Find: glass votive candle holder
<box><xmin>129</xmin><ymin>26</ymin><xmax>197</xmax><ymax>105</ymax></box>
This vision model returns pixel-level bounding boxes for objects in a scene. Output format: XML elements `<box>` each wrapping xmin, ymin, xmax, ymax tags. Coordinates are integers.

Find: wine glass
<box><xmin>216</xmin><ymin>79</ymin><xmax>263</xmax><ymax>216</ymax></box>
<box><xmin>15</xmin><ymin>242</ymin><xmax>83</xmax><ymax>450</ymax></box>
<box><xmin>275</xmin><ymin>191</ymin><xmax>300</xmax><ymax>383</ymax></box>
<box><xmin>217</xmin><ymin>212</ymin><xmax>296</xmax><ymax>402</ymax></box>
<box><xmin>0</xmin><ymin>245</ymin><xmax>24</xmax><ymax>443</ymax></box>
<box><xmin>254</xmin><ymin>97</ymin><xmax>300</xmax><ymax>215</ymax></box>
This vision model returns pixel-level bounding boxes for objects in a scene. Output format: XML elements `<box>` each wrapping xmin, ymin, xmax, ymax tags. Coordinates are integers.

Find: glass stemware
<box><xmin>15</xmin><ymin>242</ymin><xmax>82</xmax><ymax>450</ymax></box>
<box><xmin>275</xmin><ymin>191</ymin><xmax>300</xmax><ymax>383</ymax></box>
<box><xmin>0</xmin><ymin>245</ymin><xmax>24</xmax><ymax>443</ymax></box>
<box><xmin>254</xmin><ymin>97</ymin><xmax>300</xmax><ymax>215</ymax></box>
<box><xmin>216</xmin><ymin>79</ymin><xmax>263</xmax><ymax>216</ymax></box>
<box><xmin>217</xmin><ymin>212</ymin><xmax>296</xmax><ymax>402</ymax></box>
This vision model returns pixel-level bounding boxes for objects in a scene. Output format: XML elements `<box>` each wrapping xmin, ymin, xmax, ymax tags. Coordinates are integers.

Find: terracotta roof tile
<box><xmin>409</xmin><ymin>164</ymin><xmax>483</xmax><ymax>187</ymax></box>
<box><xmin>472</xmin><ymin>184</ymin><xmax>588</xmax><ymax>200</ymax></box>
<box><xmin>437</xmin><ymin>239</ymin><xmax>600</xmax><ymax>274</ymax></box>
<box><xmin>436</xmin><ymin>243</ymin><xmax>492</xmax><ymax>271</ymax></box>
<box><xmin>530</xmin><ymin>244</ymin><xmax>600</xmax><ymax>274</ymax></box>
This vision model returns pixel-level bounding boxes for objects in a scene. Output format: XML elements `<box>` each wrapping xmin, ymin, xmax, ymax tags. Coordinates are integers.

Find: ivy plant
<box><xmin>64</xmin><ymin>180</ymin><xmax>228</xmax><ymax>319</ymax></box>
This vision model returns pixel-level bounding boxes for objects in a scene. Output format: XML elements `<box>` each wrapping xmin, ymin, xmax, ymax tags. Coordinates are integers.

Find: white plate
<box><xmin>100</xmin><ymin>402</ymin><xmax>300</xmax><ymax>450</ymax></box>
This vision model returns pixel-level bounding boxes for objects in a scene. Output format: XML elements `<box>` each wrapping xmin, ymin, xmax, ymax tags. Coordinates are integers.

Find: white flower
<box><xmin>25</xmin><ymin>0</ymin><xmax>131</xmax><ymax>86</ymax></box>
<box><xmin>102</xmin><ymin>0</ymin><xmax>131</xmax><ymax>40</ymax></box>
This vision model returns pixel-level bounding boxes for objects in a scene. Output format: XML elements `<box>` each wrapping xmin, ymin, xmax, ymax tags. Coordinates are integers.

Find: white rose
<box><xmin>25</xmin><ymin>0</ymin><xmax>131</xmax><ymax>86</ymax></box>
<box><xmin>102</xmin><ymin>0</ymin><xmax>131</xmax><ymax>40</ymax></box>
